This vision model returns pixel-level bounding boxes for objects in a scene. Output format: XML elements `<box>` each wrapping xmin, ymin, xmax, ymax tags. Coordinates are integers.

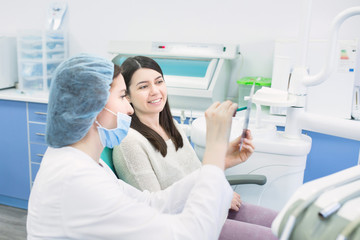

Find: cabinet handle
<box><xmin>35</xmin><ymin>133</ymin><xmax>46</xmax><ymax>136</ymax></box>
<box><xmin>34</xmin><ymin>112</ymin><xmax>47</xmax><ymax>115</ymax></box>
<box><xmin>36</xmin><ymin>154</ymin><xmax>44</xmax><ymax>157</ymax></box>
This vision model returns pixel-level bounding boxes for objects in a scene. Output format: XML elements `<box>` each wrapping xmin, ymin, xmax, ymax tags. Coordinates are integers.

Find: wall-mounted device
<box><xmin>0</xmin><ymin>37</ymin><xmax>17</xmax><ymax>90</ymax></box>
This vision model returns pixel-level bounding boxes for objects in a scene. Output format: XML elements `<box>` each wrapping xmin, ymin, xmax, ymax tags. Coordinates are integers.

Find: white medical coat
<box><xmin>27</xmin><ymin>147</ymin><xmax>233</xmax><ymax>240</ymax></box>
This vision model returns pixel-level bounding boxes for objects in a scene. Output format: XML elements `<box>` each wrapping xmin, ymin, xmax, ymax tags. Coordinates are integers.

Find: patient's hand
<box><xmin>230</xmin><ymin>191</ymin><xmax>242</xmax><ymax>211</ymax></box>
<box><xmin>225</xmin><ymin>130</ymin><xmax>255</xmax><ymax>169</ymax></box>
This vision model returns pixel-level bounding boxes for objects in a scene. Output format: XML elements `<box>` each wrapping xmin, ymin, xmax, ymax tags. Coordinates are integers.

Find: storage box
<box><xmin>17</xmin><ymin>30</ymin><xmax>68</xmax><ymax>92</ymax></box>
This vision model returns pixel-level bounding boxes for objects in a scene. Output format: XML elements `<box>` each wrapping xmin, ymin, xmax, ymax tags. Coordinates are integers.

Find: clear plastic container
<box><xmin>22</xmin><ymin>76</ymin><xmax>43</xmax><ymax>91</ymax></box>
<box><xmin>237</xmin><ymin>77</ymin><xmax>271</xmax><ymax>107</ymax></box>
<box><xmin>17</xmin><ymin>30</ymin><xmax>67</xmax><ymax>92</ymax></box>
<box><xmin>21</xmin><ymin>62</ymin><xmax>43</xmax><ymax>77</ymax></box>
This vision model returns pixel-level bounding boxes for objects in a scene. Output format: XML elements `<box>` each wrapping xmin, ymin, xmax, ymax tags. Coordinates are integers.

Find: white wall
<box><xmin>1</xmin><ymin>0</ymin><xmax>359</xmax><ymax>99</ymax></box>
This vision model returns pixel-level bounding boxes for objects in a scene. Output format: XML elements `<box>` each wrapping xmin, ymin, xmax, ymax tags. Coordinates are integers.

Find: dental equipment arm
<box><xmin>278</xmin><ymin>1</ymin><xmax>360</xmax><ymax>141</ymax></box>
<box><xmin>304</xmin><ymin>6</ymin><xmax>360</xmax><ymax>87</ymax></box>
<box><xmin>289</xmin><ymin>2</ymin><xmax>360</xmax><ymax>96</ymax></box>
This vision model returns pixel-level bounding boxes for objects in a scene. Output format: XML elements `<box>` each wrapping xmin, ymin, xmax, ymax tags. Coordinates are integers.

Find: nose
<box><xmin>125</xmin><ymin>98</ymin><xmax>134</xmax><ymax>115</ymax></box>
<box><xmin>149</xmin><ymin>84</ymin><xmax>160</xmax><ymax>95</ymax></box>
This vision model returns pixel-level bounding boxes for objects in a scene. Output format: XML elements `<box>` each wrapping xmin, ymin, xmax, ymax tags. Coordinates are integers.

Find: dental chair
<box><xmin>100</xmin><ymin>147</ymin><xmax>267</xmax><ymax>186</ymax></box>
<box><xmin>101</xmin><ymin>147</ymin><xmax>117</xmax><ymax>174</ymax></box>
<box><xmin>272</xmin><ymin>165</ymin><xmax>360</xmax><ymax>240</ymax></box>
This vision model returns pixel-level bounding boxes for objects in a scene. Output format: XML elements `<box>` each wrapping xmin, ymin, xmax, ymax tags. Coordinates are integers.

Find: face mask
<box><xmin>96</xmin><ymin>107</ymin><xmax>131</xmax><ymax>148</ymax></box>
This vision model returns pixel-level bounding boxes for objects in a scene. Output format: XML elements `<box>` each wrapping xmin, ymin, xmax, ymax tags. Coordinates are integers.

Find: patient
<box><xmin>113</xmin><ymin>56</ymin><xmax>278</xmax><ymax>240</ymax></box>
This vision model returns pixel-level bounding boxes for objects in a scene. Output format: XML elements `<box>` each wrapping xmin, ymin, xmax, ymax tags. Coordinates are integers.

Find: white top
<box><xmin>27</xmin><ymin>146</ymin><xmax>233</xmax><ymax>240</ymax></box>
<box><xmin>0</xmin><ymin>88</ymin><xmax>48</xmax><ymax>103</ymax></box>
<box><xmin>113</xmin><ymin>121</ymin><xmax>201</xmax><ymax>191</ymax></box>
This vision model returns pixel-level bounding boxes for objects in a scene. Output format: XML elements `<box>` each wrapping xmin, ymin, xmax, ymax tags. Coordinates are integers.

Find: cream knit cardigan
<box><xmin>113</xmin><ymin>120</ymin><xmax>201</xmax><ymax>191</ymax></box>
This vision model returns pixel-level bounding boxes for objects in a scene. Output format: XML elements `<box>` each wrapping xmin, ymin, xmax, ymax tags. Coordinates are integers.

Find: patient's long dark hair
<box><xmin>120</xmin><ymin>56</ymin><xmax>183</xmax><ymax>157</ymax></box>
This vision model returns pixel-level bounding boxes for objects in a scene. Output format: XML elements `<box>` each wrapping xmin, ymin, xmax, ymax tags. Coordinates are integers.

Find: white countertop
<box><xmin>3</xmin><ymin>87</ymin><xmax>358</xmax><ymax>140</ymax></box>
<box><xmin>0</xmin><ymin>88</ymin><xmax>49</xmax><ymax>104</ymax></box>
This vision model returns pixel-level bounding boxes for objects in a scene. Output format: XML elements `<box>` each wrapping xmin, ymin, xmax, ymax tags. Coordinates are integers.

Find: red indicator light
<box><xmin>158</xmin><ymin>45</ymin><xmax>166</xmax><ymax>49</ymax></box>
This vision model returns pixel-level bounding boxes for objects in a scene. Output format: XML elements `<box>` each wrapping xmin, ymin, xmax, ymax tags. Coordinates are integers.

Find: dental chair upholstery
<box><xmin>101</xmin><ymin>147</ymin><xmax>117</xmax><ymax>175</ymax></box>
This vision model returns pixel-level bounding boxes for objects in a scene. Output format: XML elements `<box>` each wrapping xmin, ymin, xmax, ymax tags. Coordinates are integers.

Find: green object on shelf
<box><xmin>237</xmin><ymin>76</ymin><xmax>272</xmax><ymax>86</ymax></box>
<box><xmin>237</xmin><ymin>76</ymin><xmax>272</xmax><ymax>107</ymax></box>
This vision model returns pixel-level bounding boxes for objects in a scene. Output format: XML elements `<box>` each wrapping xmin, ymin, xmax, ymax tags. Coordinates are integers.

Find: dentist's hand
<box><xmin>225</xmin><ymin>130</ymin><xmax>255</xmax><ymax>169</ymax></box>
<box><xmin>202</xmin><ymin>101</ymin><xmax>238</xmax><ymax>170</ymax></box>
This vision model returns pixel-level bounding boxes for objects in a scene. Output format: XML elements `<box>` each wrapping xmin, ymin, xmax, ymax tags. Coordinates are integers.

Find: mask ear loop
<box><xmin>104</xmin><ymin>107</ymin><xmax>117</xmax><ymax>116</ymax></box>
<box><xmin>93</xmin><ymin>107</ymin><xmax>114</xmax><ymax>128</ymax></box>
<box><xmin>96</xmin><ymin>108</ymin><xmax>120</xmax><ymax>130</ymax></box>
<box><xmin>95</xmin><ymin>107</ymin><xmax>119</xmax><ymax>130</ymax></box>
<box><xmin>94</xmin><ymin>120</ymin><xmax>101</xmax><ymax>127</ymax></box>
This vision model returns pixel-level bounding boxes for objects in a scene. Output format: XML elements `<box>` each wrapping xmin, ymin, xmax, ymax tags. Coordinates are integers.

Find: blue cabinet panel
<box><xmin>31</xmin><ymin>163</ymin><xmax>41</xmax><ymax>182</ymax></box>
<box><xmin>28</xmin><ymin>102</ymin><xmax>47</xmax><ymax>123</ymax></box>
<box><xmin>277</xmin><ymin>126</ymin><xmax>360</xmax><ymax>183</ymax></box>
<box><xmin>303</xmin><ymin>130</ymin><xmax>360</xmax><ymax>183</ymax></box>
<box><xmin>0</xmin><ymin>100</ymin><xmax>30</xmax><ymax>201</ymax></box>
<box><xmin>29</xmin><ymin>123</ymin><xmax>46</xmax><ymax>144</ymax></box>
<box><xmin>30</xmin><ymin>143</ymin><xmax>47</xmax><ymax>163</ymax></box>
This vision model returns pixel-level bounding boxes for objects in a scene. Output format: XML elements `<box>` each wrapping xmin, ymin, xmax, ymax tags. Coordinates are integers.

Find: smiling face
<box><xmin>128</xmin><ymin>68</ymin><xmax>167</xmax><ymax>118</ymax></box>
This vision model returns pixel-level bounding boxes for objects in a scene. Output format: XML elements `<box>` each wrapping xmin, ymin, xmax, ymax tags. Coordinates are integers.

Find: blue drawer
<box><xmin>31</xmin><ymin>162</ymin><xmax>41</xmax><ymax>182</ymax></box>
<box><xmin>28</xmin><ymin>102</ymin><xmax>48</xmax><ymax>123</ymax></box>
<box><xmin>30</xmin><ymin>143</ymin><xmax>48</xmax><ymax>163</ymax></box>
<box><xmin>29</xmin><ymin>123</ymin><xmax>46</xmax><ymax>144</ymax></box>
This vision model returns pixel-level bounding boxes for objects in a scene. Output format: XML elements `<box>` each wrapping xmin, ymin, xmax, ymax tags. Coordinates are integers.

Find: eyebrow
<box><xmin>135</xmin><ymin>75</ymin><xmax>163</xmax><ymax>86</ymax></box>
<box><xmin>119</xmin><ymin>89</ymin><xmax>127</xmax><ymax>95</ymax></box>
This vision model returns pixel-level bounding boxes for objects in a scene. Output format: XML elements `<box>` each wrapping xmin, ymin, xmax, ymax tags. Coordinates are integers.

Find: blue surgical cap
<box><xmin>46</xmin><ymin>54</ymin><xmax>114</xmax><ymax>148</ymax></box>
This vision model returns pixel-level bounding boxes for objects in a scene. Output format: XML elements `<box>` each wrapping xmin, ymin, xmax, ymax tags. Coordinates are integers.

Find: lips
<box><xmin>149</xmin><ymin>98</ymin><xmax>161</xmax><ymax>104</ymax></box>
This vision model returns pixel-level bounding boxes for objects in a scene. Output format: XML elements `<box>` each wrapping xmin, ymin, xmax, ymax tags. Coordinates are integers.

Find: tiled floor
<box><xmin>0</xmin><ymin>204</ymin><xmax>27</xmax><ymax>240</ymax></box>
